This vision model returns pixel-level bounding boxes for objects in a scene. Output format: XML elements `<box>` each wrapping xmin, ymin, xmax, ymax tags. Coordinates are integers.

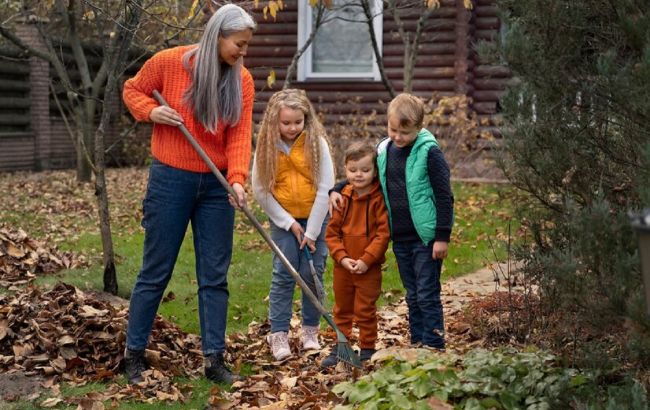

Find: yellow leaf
<box><xmin>426</xmin><ymin>0</ymin><xmax>440</xmax><ymax>8</ymax></box>
<box><xmin>187</xmin><ymin>0</ymin><xmax>199</xmax><ymax>20</ymax></box>
<box><xmin>269</xmin><ymin>1</ymin><xmax>279</xmax><ymax>20</ymax></box>
<box><xmin>254</xmin><ymin>0</ymin><xmax>260</xmax><ymax>7</ymax></box>
<box><xmin>263</xmin><ymin>5</ymin><xmax>268</xmax><ymax>20</ymax></box>
<box><xmin>267</xmin><ymin>69</ymin><xmax>276</xmax><ymax>88</ymax></box>
<box><xmin>464</xmin><ymin>0</ymin><xmax>474</xmax><ymax>9</ymax></box>
<box><xmin>309</xmin><ymin>0</ymin><xmax>317</xmax><ymax>6</ymax></box>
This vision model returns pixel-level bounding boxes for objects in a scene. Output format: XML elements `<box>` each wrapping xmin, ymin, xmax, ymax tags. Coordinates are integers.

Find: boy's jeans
<box><xmin>126</xmin><ymin>160</ymin><xmax>234</xmax><ymax>356</ymax></box>
<box><xmin>268</xmin><ymin>219</ymin><xmax>328</xmax><ymax>333</ymax></box>
<box><xmin>393</xmin><ymin>240</ymin><xmax>445</xmax><ymax>349</ymax></box>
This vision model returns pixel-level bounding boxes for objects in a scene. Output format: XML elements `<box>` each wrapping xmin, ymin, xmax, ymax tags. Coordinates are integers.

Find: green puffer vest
<box><xmin>377</xmin><ymin>129</ymin><xmax>439</xmax><ymax>244</ymax></box>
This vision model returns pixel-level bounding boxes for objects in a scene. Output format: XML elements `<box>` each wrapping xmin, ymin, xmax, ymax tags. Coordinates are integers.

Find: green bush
<box><xmin>332</xmin><ymin>349</ymin><xmax>648</xmax><ymax>410</ymax></box>
<box><xmin>491</xmin><ymin>0</ymin><xmax>650</xmax><ymax>369</ymax></box>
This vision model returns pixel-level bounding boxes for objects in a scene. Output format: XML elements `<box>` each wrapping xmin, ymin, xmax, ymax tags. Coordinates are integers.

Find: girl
<box><xmin>122</xmin><ymin>4</ymin><xmax>255</xmax><ymax>385</ymax></box>
<box><xmin>252</xmin><ymin>89</ymin><xmax>334</xmax><ymax>361</ymax></box>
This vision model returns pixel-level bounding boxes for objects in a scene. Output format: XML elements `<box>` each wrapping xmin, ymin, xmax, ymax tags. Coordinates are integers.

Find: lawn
<box><xmin>0</xmin><ymin>168</ymin><xmax>519</xmax><ymax>409</ymax></box>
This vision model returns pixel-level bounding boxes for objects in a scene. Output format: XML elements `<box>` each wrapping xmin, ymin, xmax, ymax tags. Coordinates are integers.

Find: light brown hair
<box><xmin>344</xmin><ymin>141</ymin><xmax>376</xmax><ymax>165</ymax></box>
<box><xmin>387</xmin><ymin>93</ymin><xmax>425</xmax><ymax>129</ymax></box>
<box><xmin>255</xmin><ymin>89</ymin><xmax>327</xmax><ymax>193</ymax></box>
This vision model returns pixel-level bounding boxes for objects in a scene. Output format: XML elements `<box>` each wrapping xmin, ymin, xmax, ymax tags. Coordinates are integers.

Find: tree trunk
<box><xmin>94</xmin><ymin>0</ymin><xmax>143</xmax><ymax>294</ymax></box>
<box><xmin>95</xmin><ymin>97</ymin><xmax>117</xmax><ymax>294</ymax></box>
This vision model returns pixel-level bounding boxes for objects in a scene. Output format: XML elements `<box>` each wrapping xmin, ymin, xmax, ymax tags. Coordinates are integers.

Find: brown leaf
<box><xmin>428</xmin><ymin>396</ymin><xmax>453</xmax><ymax>409</ymax></box>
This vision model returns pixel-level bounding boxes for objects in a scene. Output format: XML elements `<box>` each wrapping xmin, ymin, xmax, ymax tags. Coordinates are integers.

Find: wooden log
<box><xmin>474</xmin><ymin>65</ymin><xmax>512</xmax><ymax>78</ymax></box>
<box><xmin>0</xmin><ymin>131</ymin><xmax>33</xmax><ymax>139</ymax></box>
<box><xmin>254</xmin><ymin>23</ymin><xmax>298</xmax><ymax>35</ymax></box>
<box><xmin>472</xmin><ymin>90</ymin><xmax>505</xmax><ymax>102</ymax></box>
<box><xmin>473</xmin><ymin>101</ymin><xmax>497</xmax><ymax>114</ymax></box>
<box><xmin>473</xmin><ymin>78</ymin><xmax>508</xmax><ymax>90</ymax></box>
<box><xmin>0</xmin><ymin>60</ymin><xmax>30</xmax><ymax>75</ymax></box>
<box><xmin>0</xmin><ymin>114</ymin><xmax>30</xmax><ymax>125</ymax></box>
<box><xmin>475</xmin><ymin>17</ymin><xmax>500</xmax><ymax>30</ymax></box>
<box><xmin>475</xmin><ymin>5</ymin><xmax>499</xmax><ymax>17</ymax></box>
<box><xmin>245</xmin><ymin>57</ymin><xmax>296</xmax><ymax>67</ymax></box>
<box><xmin>385</xmin><ymin>66</ymin><xmax>456</xmax><ymax>79</ymax></box>
<box><xmin>0</xmin><ymin>79</ymin><xmax>29</xmax><ymax>92</ymax></box>
<box><xmin>250</xmin><ymin>35</ymin><xmax>299</xmax><ymax>47</ymax></box>
<box><xmin>475</xmin><ymin>29</ymin><xmax>498</xmax><ymax>40</ymax></box>
<box><xmin>0</xmin><ymin>97</ymin><xmax>30</xmax><ymax>109</ymax></box>
<box><xmin>383</xmin><ymin>42</ymin><xmax>456</xmax><ymax>56</ymax></box>
<box><xmin>383</xmin><ymin>54</ymin><xmax>457</xmax><ymax>66</ymax></box>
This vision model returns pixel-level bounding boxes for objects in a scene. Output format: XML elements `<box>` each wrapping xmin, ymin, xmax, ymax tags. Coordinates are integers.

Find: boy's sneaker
<box><xmin>267</xmin><ymin>331</ymin><xmax>291</xmax><ymax>361</ymax></box>
<box><xmin>320</xmin><ymin>346</ymin><xmax>338</xmax><ymax>369</ymax></box>
<box><xmin>359</xmin><ymin>348</ymin><xmax>376</xmax><ymax>362</ymax></box>
<box><xmin>124</xmin><ymin>348</ymin><xmax>146</xmax><ymax>384</ymax></box>
<box><xmin>302</xmin><ymin>325</ymin><xmax>321</xmax><ymax>350</ymax></box>
<box><xmin>205</xmin><ymin>353</ymin><xmax>238</xmax><ymax>385</ymax></box>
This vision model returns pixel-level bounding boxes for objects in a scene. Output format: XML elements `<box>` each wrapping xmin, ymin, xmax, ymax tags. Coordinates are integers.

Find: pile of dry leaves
<box><xmin>0</xmin><ymin>282</ymin><xmax>204</xmax><ymax>406</ymax></box>
<box><xmin>0</xmin><ymin>226</ymin><xmax>87</xmax><ymax>287</ymax></box>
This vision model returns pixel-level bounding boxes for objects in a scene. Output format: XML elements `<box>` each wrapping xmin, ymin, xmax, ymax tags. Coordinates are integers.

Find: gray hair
<box><xmin>183</xmin><ymin>4</ymin><xmax>256</xmax><ymax>133</ymax></box>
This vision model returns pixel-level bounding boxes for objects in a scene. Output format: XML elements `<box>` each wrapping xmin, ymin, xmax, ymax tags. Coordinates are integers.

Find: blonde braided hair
<box><xmin>255</xmin><ymin>89</ymin><xmax>327</xmax><ymax>193</ymax></box>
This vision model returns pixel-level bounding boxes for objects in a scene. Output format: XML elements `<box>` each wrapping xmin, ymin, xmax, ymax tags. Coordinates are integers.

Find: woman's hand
<box><xmin>329</xmin><ymin>191</ymin><xmax>343</xmax><ymax>217</ymax></box>
<box><xmin>228</xmin><ymin>183</ymin><xmax>247</xmax><ymax>209</ymax></box>
<box><xmin>149</xmin><ymin>106</ymin><xmax>184</xmax><ymax>126</ymax></box>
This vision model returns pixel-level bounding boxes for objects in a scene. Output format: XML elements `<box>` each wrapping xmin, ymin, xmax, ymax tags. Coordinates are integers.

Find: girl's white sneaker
<box><xmin>267</xmin><ymin>331</ymin><xmax>291</xmax><ymax>361</ymax></box>
<box><xmin>302</xmin><ymin>325</ymin><xmax>321</xmax><ymax>350</ymax></box>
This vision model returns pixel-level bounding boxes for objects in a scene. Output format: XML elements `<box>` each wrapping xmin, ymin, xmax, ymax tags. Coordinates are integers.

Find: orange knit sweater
<box><xmin>122</xmin><ymin>45</ymin><xmax>255</xmax><ymax>185</ymax></box>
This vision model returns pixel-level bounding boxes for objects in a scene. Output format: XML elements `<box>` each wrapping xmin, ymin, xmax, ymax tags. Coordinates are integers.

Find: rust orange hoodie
<box><xmin>325</xmin><ymin>179</ymin><xmax>390</xmax><ymax>268</ymax></box>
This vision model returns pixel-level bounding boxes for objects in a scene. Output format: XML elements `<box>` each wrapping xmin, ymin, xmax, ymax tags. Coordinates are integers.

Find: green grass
<box><xmin>30</xmin><ymin>179</ymin><xmax>519</xmax><ymax>335</ymax></box>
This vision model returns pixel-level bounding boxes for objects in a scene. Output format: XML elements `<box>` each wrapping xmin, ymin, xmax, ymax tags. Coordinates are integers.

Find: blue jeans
<box><xmin>268</xmin><ymin>219</ymin><xmax>328</xmax><ymax>333</ymax></box>
<box><xmin>393</xmin><ymin>240</ymin><xmax>445</xmax><ymax>348</ymax></box>
<box><xmin>126</xmin><ymin>160</ymin><xmax>234</xmax><ymax>355</ymax></box>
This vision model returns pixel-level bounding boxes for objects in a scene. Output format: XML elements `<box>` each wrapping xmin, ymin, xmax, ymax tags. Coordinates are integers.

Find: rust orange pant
<box><xmin>332</xmin><ymin>265</ymin><xmax>382</xmax><ymax>349</ymax></box>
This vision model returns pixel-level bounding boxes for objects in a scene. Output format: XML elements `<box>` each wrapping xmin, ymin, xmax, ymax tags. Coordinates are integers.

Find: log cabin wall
<box><xmin>0</xmin><ymin>47</ymin><xmax>34</xmax><ymax>171</ymax></box>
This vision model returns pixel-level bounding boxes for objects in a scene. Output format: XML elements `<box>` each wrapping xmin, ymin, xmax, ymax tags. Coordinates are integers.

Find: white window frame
<box><xmin>297</xmin><ymin>0</ymin><xmax>383</xmax><ymax>81</ymax></box>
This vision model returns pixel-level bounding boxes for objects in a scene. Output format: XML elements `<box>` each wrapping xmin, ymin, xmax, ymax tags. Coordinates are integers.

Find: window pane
<box><xmin>312</xmin><ymin>2</ymin><xmax>373</xmax><ymax>73</ymax></box>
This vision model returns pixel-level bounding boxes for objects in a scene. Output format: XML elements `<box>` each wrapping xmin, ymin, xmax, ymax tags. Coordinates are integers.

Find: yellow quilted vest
<box><xmin>272</xmin><ymin>132</ymin><xmax>316</xmax><ymax>218</ymax></box>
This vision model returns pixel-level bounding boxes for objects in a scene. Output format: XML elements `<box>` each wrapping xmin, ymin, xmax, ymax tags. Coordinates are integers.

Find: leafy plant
<box><xmin>332</xmin><ymin>349</ymin><xmax>648</xmax><ymax>410</ymax></box>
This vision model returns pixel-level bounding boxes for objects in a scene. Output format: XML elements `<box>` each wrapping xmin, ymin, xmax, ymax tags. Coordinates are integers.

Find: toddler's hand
<box><xmin>328</xmin><ymin>192</ymin><xmax>343</xmax><ymax>217</ymax></box>
<box><xmin>353</xmin><ymin>259</ymin><xmax>368</xmax><ymax>274</ymax></box>
<box><xmin>432</xmin><ymin>241</ymin><xmax>448</xmax><ymax>260</ymax></box>
<box><xmin>341</xmin><ymin>257</ymin><xmax>356</xmax><ymax>273</ymax></box>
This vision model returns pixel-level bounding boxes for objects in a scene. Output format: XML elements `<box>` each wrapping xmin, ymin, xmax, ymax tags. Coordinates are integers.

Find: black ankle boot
<box><xmin>320</xmin><ymin>347</ymin><xmax>339</xmax><ymax>369</ymax></box>
<box><xmin>359</xmin><ymin>348</ymin><xmax>376</xmax><ymax>362</ymax></box>
<box><xmin>205</xmin><ymin>354</ymin><xmax>238</xmax><ymax>385</ymax></box>
<box><xmin>124</xmin><ymin>349</ymin><xmax>147</xmax><ymax>384</ymax></box>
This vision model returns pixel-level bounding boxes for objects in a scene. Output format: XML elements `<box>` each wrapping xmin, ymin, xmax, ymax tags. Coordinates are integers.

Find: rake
<box><xmin>302</xmin><ymin>240</ymin><xmax>325</xmax><ymax>303</ymax></box>
<box><xmin>152</xmin><ymin>90</ymin><xmax>360</xmax><ymax>369</ymax></box>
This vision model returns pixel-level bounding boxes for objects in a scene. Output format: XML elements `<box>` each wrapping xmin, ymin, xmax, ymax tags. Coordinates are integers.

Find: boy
<box><xmin>321</xmin><ymin>142</ymin><xmax>390</xmax><ymax>368</ymax></box>
<box><xmin>330</xmin><ymin>93</ymin><xmax>454</xmax><ymax>350</ymax></box>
